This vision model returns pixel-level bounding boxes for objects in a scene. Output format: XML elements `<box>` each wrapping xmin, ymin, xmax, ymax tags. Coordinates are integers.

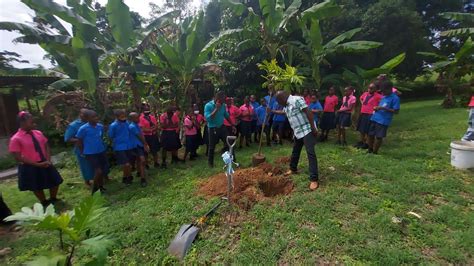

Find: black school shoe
<box><xmin>353</xmin><ymin>141</ymin><xmax>364</xmax><ymax>148</ymax></box>
<box><xmin>361</xmin><ymin>143</ymin><xmax>369</xmax><ymax>149</ymax></box>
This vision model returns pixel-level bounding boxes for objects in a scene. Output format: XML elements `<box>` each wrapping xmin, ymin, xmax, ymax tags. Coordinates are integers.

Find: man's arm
<box><xmin>303</xmin><ymin>107</ymin><xmax>318</xmax><ymax>135</ymax></box>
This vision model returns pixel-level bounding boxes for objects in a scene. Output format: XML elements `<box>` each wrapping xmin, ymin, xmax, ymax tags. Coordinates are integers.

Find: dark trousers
<box><xmin>208</xmin><ymin>126</ymin><xmax>234</xmax><ymax>166</ymax></box>
<box><xmin>290</xmin><ymin>133</ymin><xmax>319</xmax><ymax>182</ymax></box>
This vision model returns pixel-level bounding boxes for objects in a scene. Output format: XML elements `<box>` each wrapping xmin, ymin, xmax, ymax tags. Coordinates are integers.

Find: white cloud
<box><xmin>0</xmin><ymin>0</ymin><xmax>205</xmax><ymax>69</ymax></box>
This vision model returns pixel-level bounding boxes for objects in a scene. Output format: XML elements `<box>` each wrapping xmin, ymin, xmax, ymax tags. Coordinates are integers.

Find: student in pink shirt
<box><xmin>336</xmin><ymin>87</ymin><xmax>356</xmax><ymax>146</ymax></box>
<box><xmin>160</xmin><ymin>106</ymin><xmax>183</xmax><ymax>167</ymax></box>
<box><xmin>139</xmin><ymin>103</ymin><xmax>161</xmax><ymax>168</ymax></box>
<box><xmin>9</xmin><ymin>111</ymin><xmax>63</xmax><ymax>207</ymax></box>
<box><xmin>355</xmin><ymin>83</ymin><xmax>383</xmax><ymax>148</ymax></box>
<box><xmin>239</xmin><ymin>96</ymin><xmax>254</xmax><ymax>148</ymax></box>
<box><xmin>223</xmin><ymin>97</ymin><xmax>240</xmax><ymax>137</ymax></box>
<box><xmin>183</xmin><ymin>109</ymin><xmax>199</xmax><ymax>161</ymax></box>
<box><xmin>320</xmin><ymin>86</ymin><xmax>339</xmax><ymax>141</ymax></box>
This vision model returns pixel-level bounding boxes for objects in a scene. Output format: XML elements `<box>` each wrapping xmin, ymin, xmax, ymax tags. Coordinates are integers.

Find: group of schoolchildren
<box><xmin>7</xmin><ymin>75</ymin><xmax>401</xmax><ymax>206</ymax></box>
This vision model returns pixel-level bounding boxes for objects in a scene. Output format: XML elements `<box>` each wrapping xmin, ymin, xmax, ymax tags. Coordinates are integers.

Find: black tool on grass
<box><xmin>167</xmin><ymin>198</ymin><xmax>225</xmax><ymax>260</ymax></box>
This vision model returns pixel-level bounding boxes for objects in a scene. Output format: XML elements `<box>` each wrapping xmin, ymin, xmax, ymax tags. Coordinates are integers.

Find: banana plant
<box><xmin>5</xmin><ymin>193</ymin><xmax>113</xmax><ymax>265</ymax></box>
<box><xmin>222</xmin><ymin>0</ymin><xmax>324</xmax><ymax>60</ymax></box>
<box><xmin>293</xmin><ymin>1</ymin><xmax>382</xmax><ymax>89</ymax></box>
<box><xmin>322</xmin><ymin>53</ymin><xmax>407</xmax><ymax>90</ymax></box>
<box><xmin>440</xmin><ymin>12</ymin><xmax>474</xmax><ymax>37</ymax></box>
<box><xmin>141</xmin><ymin>10</ymin><xmax>241</xmax><ymax>112</ymax></box>
<box><xmin>0</xmin><ymin>0</ymin><xmax>103</xmax><ymax>95</ymax></box>
<box><xmin>418</xmin><ymin>37</ymin><xmax>473</xmax><ymax>107</ymax></box>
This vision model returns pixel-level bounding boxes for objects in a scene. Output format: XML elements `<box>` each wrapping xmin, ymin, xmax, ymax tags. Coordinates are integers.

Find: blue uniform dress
<box><xmin>64</xmin><ymin>119</ymin><xmax>94</xmax><ymax>181</ymax></box>
<box><xmin>250</xmin><ymin>101</ymin><xmax>260</xmax><ymax>135</ymax></box>
<box><xmin>369</xmin><ymin>93</ymin><xmax>400</xmax><ymax>138</ymax></box>
<box><xmin>272</xmin><ymin>102</ymin><xmax>286</xmax><ymax>133</ymax></box>
<box><xmin>309</xmin><ymin>101</ymin><xmax>323</xmax><ymax>129</ymax></box>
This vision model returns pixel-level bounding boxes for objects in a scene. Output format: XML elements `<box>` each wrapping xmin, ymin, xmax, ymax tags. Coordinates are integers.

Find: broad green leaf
<box><xmin>324</xmin><ymin>28</ymin><xmax>361</xmax><ymax>50</ymax></box>
<box><xmin>417</xmin><ymin>52</ymin><xmax>448</xmax><ymax>60</ymax></box>
<box><xmin>431</xmin><ymin>60</ymin><xmax>455</xmax><ymax>71</ymax></box>
<box><xmin>106</xmin><ymin>0</ymin><xmax>134</xmax><ymax>49</ymax></box>
<box><xmin>145</xmin><ymin>10</ymin><xmax>180</xmax><ymax>31</ymax></box>
<box><xmin>440</xmin><ymin>12</ymin><xmax>474</xmax><ymax>23</ymax></box>
<box><xmin>21</xmin><ymin>0</ymin><xmax>94</xmax><ymax>27</ymax></box>
<box><xmin>440</xmin><ymin>27</ymin><xmax>474</xmax><ymax>37</ymax></box>
<box><xmin>334</xmin><ymin>41</ymin><xmax>382</xmax><ymax>53</ymax></box>
<box><xmin>34</xmin><ymin>12</ymin><xmax>70</xmax><ymax>36</ymax></box>
<box><xmin>81</xmin><ymin>235</ymin><xmax>114</xmax><ymax>265</ymax></box>
<box><xmin>455</xmin><ymin>37</ymin><xmax>474</xmax><ymax>61</ymax></box>
<box><xmin>378</xmin><ymin>53</ymin><xmax>406</xmax><ymax>70</ymax></box>
<box><xmin>71</xmin><ymin>193</ymin><xmax>107</xmax><ymax>233</ymax></box>
<box><xmin>25</xmin><ymin>253</ymin><xmax>67</xmax><ymax>266</ymax></box>
<box><xmin>72</xmin><ymin>36</ymin><xmax>98</xmax><ymax>94</ymax></box>
<box><xmin>278</xmin><ymin>0</ymin><xmax>302</xmax><ymax>30</ymax></box>
<box><xmin>48</xmin><ymin>79</ymin><xmax>86</xmax><ymax>91</ymax></box>
<box><xmin>300</xmin><ymin>0</ymin><xmax>341</xmax><ymax>22</ymax></box>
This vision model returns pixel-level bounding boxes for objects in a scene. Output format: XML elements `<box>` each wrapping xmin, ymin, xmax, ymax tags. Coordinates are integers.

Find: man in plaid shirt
<box><xmin>275</xmin><ymin>91</ymin><xmax>320</xmax><ymax>190</ymax></box>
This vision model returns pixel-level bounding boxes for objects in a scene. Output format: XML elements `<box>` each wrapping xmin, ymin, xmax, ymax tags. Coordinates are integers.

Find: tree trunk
<box><xmin>442</xmin><ymin>87</ymin><xmax>456</xmax><ymax>108</ymax></box>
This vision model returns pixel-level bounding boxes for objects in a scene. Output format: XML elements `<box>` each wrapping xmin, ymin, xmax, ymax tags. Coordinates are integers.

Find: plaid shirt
<box><xmin>283</xmin><ymin>95</ymin><xmax>312</xmax><ymax>139</ymax></box>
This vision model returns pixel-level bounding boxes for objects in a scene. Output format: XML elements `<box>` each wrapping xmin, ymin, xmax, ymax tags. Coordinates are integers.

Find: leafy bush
<box><xmin>5</xmin><ymin>193</ymin><xmax>113</xmax><ymax>265</ymax></box>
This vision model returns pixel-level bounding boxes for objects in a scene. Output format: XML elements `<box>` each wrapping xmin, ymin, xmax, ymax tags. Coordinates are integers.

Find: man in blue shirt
<box><xmin>250</xmin><ymin>95</ymin><xmax>260</xmax><ymax>142</ymax></box>
<box><xmin>108</xmin><ymin>109</ymin><xmax>133</xmax><ymax>185</ymax></box>
<box><xmin>64</xmin><ymin>108</ymin><xmax>95</xmax><ymax>187</ymax></box>
<box><xmin>271</xmin><ymin>102</ymin><xmax>286</xmax><ymax>145</ymax></box>
<box><xmin>368</xmin><ymin>79</ymin><xmax>400</xmax><ymax>154</ymax></box>
<box><xmin>76</xmin><ymin>110</ymin><xmax>108</xmax><ymax>194</ymax></box>
<box><xmin>204</xmin><ymin>91</ymin><xmax>236</xmax><ymax>167</ymax></box>
<box><xmin>255</xmin><ymin>98</ymin><xmax>271</xmax><ymax>146</ymax></box>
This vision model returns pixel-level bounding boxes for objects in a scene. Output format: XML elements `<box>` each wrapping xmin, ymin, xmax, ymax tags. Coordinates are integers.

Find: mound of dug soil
<box><xmin>198</xmin><ymin>163</ymin><xmax>294</xmax><ymax>210</ymax></box>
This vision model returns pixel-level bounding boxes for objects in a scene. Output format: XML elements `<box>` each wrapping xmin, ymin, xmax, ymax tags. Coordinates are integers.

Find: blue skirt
<box><xmin>336</xmin><ymin>112</ymin><xmax>352</xmax><ymax>128</ymax></box>
<box><xmin>18</xmin><ymin>164</ymin><xmax>63</xmax><ymax>191</ymax></box>
<box><xmin>320</xmin><ymin>112</ymin><xmax>336</xmax><ymax>130</ymax></box>
<box><xmin>76</xmin><ymin>153</ymin><xmax>95</xmax><ymax>181</ymax></box>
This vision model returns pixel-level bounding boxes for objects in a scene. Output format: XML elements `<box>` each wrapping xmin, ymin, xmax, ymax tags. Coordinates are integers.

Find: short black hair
<box><xmin>378</xmin><ymin>80</ymin><xmax>393</xmax><ymax>92</ymax></box>
<box><xmin>114</xmin><ymin>109</ymin><xmax>126</xmax><ymax>117</ymax></box>
<box><xmin>215</xmin><ymin>90</ymin><xmax>225</xmax><ymax>99</ymax></box>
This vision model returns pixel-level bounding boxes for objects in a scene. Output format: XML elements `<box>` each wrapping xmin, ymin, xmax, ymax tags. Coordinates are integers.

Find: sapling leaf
<box><xmin>81</xmin><ymin>235</ymin><xmax>114</xmax><ymax>265</ymax></box>
<box><xmin>24</xmin><ymin>253</ymin><xmax>67</xmax><ymax>266</ymax></box>
<box><xmin>71</xmin><ymin>193</ymin><xmax>107</xmax><ymax>234</ymax></box>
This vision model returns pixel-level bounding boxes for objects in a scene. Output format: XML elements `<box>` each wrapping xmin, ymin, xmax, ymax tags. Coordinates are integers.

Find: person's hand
<box><xmin>373</xmin><ymin>106</ymin><xmax>381</xmax><ymax>111</ymax></box>
<box><xmin>144</xmin><ymin>144</ymin><xmax>150</xmax><ymax>153</ymax></box>
<box><xmin>37</xmin><ymin>161</ymin><xmax>51</xmax><ymax>168</ymax></box>
<box><xmin>266</xmin><ymin>107</ymin><xmax>270</xmax><ymax>113</ymax></box>
<box><xmin>215</xmin><ymin>101</ymin><xmax>222</xmax><ymax>110</ymax></box>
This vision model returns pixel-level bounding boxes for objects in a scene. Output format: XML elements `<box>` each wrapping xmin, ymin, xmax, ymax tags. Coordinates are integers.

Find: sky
<box><xmin>0</xmin><ymin>0</ymin><xmax>203</xmax><ymax>68</ymax></box>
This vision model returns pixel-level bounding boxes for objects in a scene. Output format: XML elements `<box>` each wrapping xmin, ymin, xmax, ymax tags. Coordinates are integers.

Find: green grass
<box><xmin>1</xmin><ymin>99</ymin><xmax>473</xmax><ymax>264</ymax></box>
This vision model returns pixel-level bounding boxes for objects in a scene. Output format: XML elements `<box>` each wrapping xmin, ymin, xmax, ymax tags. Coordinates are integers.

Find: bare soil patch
<box><xmin>198</xmin><ymin>162</ymin><xmax>294</xmax><ymax>210</ymax></box>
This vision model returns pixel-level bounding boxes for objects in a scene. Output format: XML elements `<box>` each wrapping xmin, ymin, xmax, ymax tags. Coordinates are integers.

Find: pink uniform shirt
<box><xmin>360</xmin><ymin>91</ymin><xmax>383</xmax><ymax>114</ymax></box>
<box><xmin>224</xmin><ymin>105</ymin><xmax>240</xmax><ymax>126</ymax></box>
<box><xmin>160</xmin><ymin>113</ymin><xmax>180</xmax><ymax>131</ymax></box>
<box><xmin>184</xmin><ymin>116</ymin><xmax>197</xmax><ymax>136</ymax></box>
<box><xmin>139</xmin><ymin>114</ymin><xmax>158</xmax><ymax>136</ymax></box>
<box><xmin>239</xmin><ymin>104</ymin><xmax>254</xmax><ymax>122</ymax></box>
<box><xmin>469</xmin><ymin>96</ymin><xmax>474</xmax><ymax>107</ymax></box>
<box><xmin>304</xmin><ymin>96</ymin><xmax>311</xmax><ymax>105</ymax></box>
<box><xmin>196</xmin><ymin>113</ymin><xmax>205</xmax><ymax>125</ymax></box>
<box><xmin>323</xmin><ymin>95</ymin><xmax>339</xmax><ymax>112</ymax></box>
<box><xmin>339</xmin><ymin>95</ymin><xmax>356</xmax><ymax>112</ymax></box>
<box><xmin>9</xmin><ymin>129</ymin><xmax>48</xmax><ymax>162</ymax></box>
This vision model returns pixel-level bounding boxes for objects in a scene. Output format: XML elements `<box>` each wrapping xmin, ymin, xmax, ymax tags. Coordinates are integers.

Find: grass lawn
<box><xmin>1</xmin><ymin>99</ymin><xmax>473</xmax><ymax>264</ymax></box>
